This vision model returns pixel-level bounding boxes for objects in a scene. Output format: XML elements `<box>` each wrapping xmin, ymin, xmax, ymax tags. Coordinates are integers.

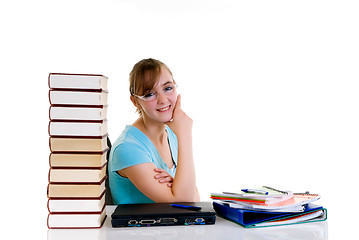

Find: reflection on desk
<box><xmin>47</xmin><ymin>205</ymin><xmax>328</xmax><ymax>240</ymax></box>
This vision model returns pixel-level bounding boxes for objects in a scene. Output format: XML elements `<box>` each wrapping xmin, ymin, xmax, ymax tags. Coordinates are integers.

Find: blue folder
<box><xmin>213</xmin><ymin>202</ymin><xmax>327</xmax><ymax>228</ymax></box>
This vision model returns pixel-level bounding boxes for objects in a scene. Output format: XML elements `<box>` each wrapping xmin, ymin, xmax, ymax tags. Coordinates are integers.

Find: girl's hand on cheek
<box><xmin>166</xmin><ymin>94</ymin><xmax>193</xmax><ymax>137</ymax></box>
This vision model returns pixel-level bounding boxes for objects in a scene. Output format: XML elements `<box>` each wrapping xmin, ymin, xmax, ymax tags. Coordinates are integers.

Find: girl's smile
<box><xmin>157</xmin><ymin>105</ymin><xmax>171</xmax><ymax>112</ymax></box>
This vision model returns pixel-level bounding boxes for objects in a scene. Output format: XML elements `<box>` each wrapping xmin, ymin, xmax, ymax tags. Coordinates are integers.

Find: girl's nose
<box><xmin>156</xmin><ymin>91</ymin><xmax>167</xmax><ymax>103</ymax></box>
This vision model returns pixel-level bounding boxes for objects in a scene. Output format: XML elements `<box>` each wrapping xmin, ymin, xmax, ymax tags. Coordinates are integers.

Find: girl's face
<box><xmin>136</xmin><ymin>68</ymin><xmax>178</xmax><ymax>123</ymax></box>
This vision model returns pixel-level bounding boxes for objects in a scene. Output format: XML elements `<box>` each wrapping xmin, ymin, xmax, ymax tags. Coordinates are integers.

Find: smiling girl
<box><xmin>108</xmin><ymin>58</ymin><xmax>200</xmax><ymax>204</ymax></box>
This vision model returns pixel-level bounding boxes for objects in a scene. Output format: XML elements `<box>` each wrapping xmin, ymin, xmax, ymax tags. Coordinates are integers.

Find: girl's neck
<box><xmin>133</xmin><ymin>116</ymin><xmax>167</xmax><ymax>144</ymax></box>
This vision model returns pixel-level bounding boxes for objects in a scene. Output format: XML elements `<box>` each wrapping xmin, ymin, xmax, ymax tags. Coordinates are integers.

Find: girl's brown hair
<box><xmin>129</xmin><ymin>58</ymin><xmax>174</xmax><ymax>115</ymax></box>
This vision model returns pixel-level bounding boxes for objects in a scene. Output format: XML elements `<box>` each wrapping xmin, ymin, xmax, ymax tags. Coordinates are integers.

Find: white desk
<box><xmin>47</xmin><ymin>205</ymin><xmax>328</xmax><ymax>240</ymax></box>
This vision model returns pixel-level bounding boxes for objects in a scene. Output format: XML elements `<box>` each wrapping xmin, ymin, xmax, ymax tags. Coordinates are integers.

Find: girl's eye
<box><xmin>144</xmin><ymin>92</ymin><xmax>155</xmax><ymax>99</ymax></box>
<box><xmin>164</xmin><ymin>86</ymin><xmax>173</xmax><ymax>92</ymax></box>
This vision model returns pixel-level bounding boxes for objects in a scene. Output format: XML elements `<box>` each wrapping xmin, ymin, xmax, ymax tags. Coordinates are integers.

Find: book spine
<box><xmin>50</xmin><ymin>134</ymin><xmax>108</xmax><ymax>139</ymax></box>
<box><xmin>50</xmin><ymin>162</ymin><xmax>108</xmax><ymax>170</ymax></box>
<box><xmin>48</xmin><ymin>201</ymin><xmax>106</xmax><ymax>214</ymax></box>
<box><xmin>50</xmin><ymin>119</ymin><xmax>106</xmax><ymax>123</ymax></box>
<box><xmin>49</xmin><ymin>73</ymin><xmax>107</xmax><ymax>78</ymax></box>
<box><xmin>48</xmin><ymin>189</ymin><xmax>106</xmax><ymax>201</ymax></box>
<box><xmin>48</xmin><ymin>120</ymin><xmax>107</xmax><ymax>137</ymax></box>
<box><xmin>49</xmin><ymin>175</ymin><xmax>108</xmax><ymax>185</ymax></box>
<box><xmin>49</xmin><ymin>88</ymin><xmax>106</xmax><ymax>93</ymax></box>
<box><xmin>47</xmin><ymin>214</ymin><xmax>107</xmax><ymax>229</ymax></box>
<box><xmin>49</xmin><ymin>147</ymin><xmax>109</xmax><ymax>155</ymax></box>
<box><xmin>48</xmin><ymin>164</ymin><xmax>107</xmax><ymax>183</ymax></box>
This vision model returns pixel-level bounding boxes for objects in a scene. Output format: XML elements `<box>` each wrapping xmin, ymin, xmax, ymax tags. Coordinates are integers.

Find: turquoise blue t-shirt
<box><xmin>108</xmin><ymin>125</ymin><xmax>178</xmax><ymax>204</ymax></box>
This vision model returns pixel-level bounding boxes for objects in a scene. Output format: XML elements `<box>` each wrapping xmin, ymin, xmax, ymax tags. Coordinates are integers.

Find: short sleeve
<box><xmin>110</xmin><ymin>141</ymin><xmax>153</xmax><ymax>172</ymax></box>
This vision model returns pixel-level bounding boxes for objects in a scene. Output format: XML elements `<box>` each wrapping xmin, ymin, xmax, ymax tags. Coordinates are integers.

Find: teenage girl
<box><xmin>109</xmin><ymin>58</ymin><xmax>200</xmax><ymax>204</ymax></box>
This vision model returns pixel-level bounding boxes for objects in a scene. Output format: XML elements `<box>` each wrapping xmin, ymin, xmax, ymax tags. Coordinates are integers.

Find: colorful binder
<box><xmin>213</xmin><ymin>202</ymin><xmax>327</xmax><ymax>228</ymax></box>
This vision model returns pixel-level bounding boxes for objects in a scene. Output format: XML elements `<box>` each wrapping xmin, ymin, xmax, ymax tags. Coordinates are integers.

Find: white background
<box><xmin>1</xmin><ymin>0</ymin><xmax>358</xmax><ymax>239</ymax></box>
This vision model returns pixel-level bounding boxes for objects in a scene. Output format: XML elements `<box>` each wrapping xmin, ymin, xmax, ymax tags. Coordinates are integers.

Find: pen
<box><xmin>263</xmin><ymin>186</ymin><xmax>289</xmax><ymax>194</ymax></box>
<box><xmin>171</xmin><ymin>204</ymin><xmax>202</xmax><ymax>211</ymax></box>
<box><xmin>241</xmin><ymin>189</ymin><xmax>269</xmax><ymax>195</ymax></box>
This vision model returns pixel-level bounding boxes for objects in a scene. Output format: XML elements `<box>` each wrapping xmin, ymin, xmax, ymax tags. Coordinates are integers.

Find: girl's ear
<box><xmin>130</xmin><ymin>95</ymin><xmax>142</xmax><ymax>114</ymax></box>
<box><xmin>130</xmin><ymin>95</ymin><xmax>137</xmax><ymax>106</ymax></box>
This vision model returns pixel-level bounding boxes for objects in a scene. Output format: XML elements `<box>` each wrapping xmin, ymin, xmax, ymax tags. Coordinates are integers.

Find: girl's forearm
<box><xmin>171</xmin><ymin>135</ymin><xmax>197</xmax><ymax>201</ymax></box>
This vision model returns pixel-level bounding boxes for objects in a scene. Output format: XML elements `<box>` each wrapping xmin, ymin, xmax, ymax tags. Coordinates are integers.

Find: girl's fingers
<box><xmin>154</xmin><ymin>168</ymin><xmax>173</xmax><ymax>183</ymax></box>
<box><xmin>159</xmin><ymin>177</ymin><xmax>173</xmax><ymax>183</ymax></box>
<box><xmin>159</xmin><ymin>177</ymin><xmax>170</xmax><ymax>183</ymax></box>
<box><xmin>172</xmin><ymin>94</ymin><xmax>181</xmax><ymax>115</ymax></box>
<box><xmin>175</xmin><ymin>94</ymin><xmax>181</xmax><ymax>111</ymax></box>
<box><xmin>154</xmin><ymin>173</ymin><xmax>166</xmax><ymax>179</ymax></box>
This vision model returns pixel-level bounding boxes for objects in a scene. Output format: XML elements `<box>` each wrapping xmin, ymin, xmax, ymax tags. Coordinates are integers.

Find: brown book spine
<box><xmin>48</xmin><ymin>187</ymin><xmax>107</xmax><ymax>200</ymax></box>
<box><xmin>48</xmin><ymin>189</ymin><xmax>106</xmax><ymax>201</ymax></box>
<box><xmin>49</xmin><ymin>148</ymin><xmax>109</xmax><ymax>168</ymax></box>
<box><xmin>49</xmin><ymin>162</ymin><xmax>108</xmax><ymax>170</ymax></box>
<box><xmin>49</xmin><ymin>136</ymin><xmax>108</xmax><ymax>153</ymax></box>
<box><xmin>48</xmin><ymin>163</ymin><xmax>107</xmax><ymax>183</ymax></box>
<box><xmin>49</xmin><ymin>175</ymin><xmax>107</xmax><ymax>186</ymax></box>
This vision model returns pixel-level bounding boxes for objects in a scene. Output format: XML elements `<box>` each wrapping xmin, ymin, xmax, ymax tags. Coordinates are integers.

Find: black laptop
<box><xmin>111</xmin><ymin>202</ymin><xmax>216</xmax><ymax>227</ymax></box>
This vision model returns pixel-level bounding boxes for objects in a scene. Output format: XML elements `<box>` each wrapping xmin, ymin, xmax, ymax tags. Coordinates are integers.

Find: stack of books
<box><xmin>47</xmin><ymin>73</ymin><xmax>109</xmax><ymax>229</ymax></box>
<box><xmin>211</xmin><ymin>186</ymin><xmax>327</xmax><ymax>228</ymax></box>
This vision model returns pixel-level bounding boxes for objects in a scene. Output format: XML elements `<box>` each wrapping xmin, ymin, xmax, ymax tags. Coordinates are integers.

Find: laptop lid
<box><xmin>111</xmin><ymin>202</ymin><xmax>216</xmax><ymax>227</ymax></box>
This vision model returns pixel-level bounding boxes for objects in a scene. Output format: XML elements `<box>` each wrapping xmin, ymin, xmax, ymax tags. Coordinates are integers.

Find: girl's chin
<box><xmin>158</xmin><ymin>113</ymin><xmax>173</xmax><ymax>123</ymax></box>
<box><xmin>155</xmin><ymin>109</ymin><xmax>173</xmax><ymax>123</ymax></box>
<box><xmin>160</xmin><ymin>116</ymin><xmax>173</xmax><ymax>123</ymax></box>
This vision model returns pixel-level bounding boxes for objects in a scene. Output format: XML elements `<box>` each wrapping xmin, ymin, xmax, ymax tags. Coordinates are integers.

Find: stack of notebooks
<box><xmin>47</xmin><ymin>73</ymin><xmax>109</xmax><ymax>229</ymax></box>
<box><xmin>211</xmin><ymin>186</ymin><xmax>327</xmax><ymax>228</ymax></box>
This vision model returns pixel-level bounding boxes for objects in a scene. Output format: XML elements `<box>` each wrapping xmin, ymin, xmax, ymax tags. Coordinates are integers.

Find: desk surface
<box><xmin>47</xmin><ymin>205</ymin><xmax>328</xmax><ymax>240</ymax></box>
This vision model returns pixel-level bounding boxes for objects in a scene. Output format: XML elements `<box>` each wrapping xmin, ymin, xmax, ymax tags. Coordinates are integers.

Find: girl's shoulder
<box><xmin>112</xmin><ymin>125</ymin><xmax>152</xmax><ymax>153</ymax></box>
<box><xmin>109</xmin><ymin>126</ymin><xmax>153</xmax><ymax>170</ymax></box>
